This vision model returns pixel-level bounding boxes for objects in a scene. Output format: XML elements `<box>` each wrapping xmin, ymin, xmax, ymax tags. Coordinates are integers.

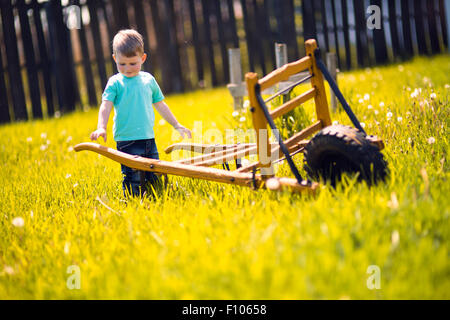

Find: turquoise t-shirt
<box><xmin>102</xmin><ymin>71</ymin><xmax>164</xmax><ymax>141</ymax></box>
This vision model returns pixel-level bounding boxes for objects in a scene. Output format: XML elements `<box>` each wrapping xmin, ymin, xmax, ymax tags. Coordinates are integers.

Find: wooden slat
<box><xmin>400</xmin><ymin>0</ymin><xmax>414</xmax><ymax>58</ymax></box>
<box><xmin>258</xmin><ymin>56</ymin><xmax>311</xmax><ymax>91</ymax></box>
<box><xmin>165</xmin><ymin>142</ymin><xmax>256</xmax><ymax>154</ymax></box>
<box><xmin>74</xmin><ymin>142</ymin><xmax>260</xmax><ymax>188</ymax></box>
<box><xmin>187</xmin><ymin>0</ymin><xmax>204</xmax><ymax>84</ymax></box>
<box><xmin>87</xmin><ymin>0</ymin><xmax>107</xmax><ymax>89</ymax></box>
<box><xmin>341</xmin><ymin>0</ymin><xmax>351</xmax><ymax>69</ymax></box>
<box><xmin>201</xmin><ymin>0</ymin><xmax>218</xmax><ymax>86</ymax></box>
<box><xmin>269</xmin><ymin>88</ymin><xmax>316</xmax><ymax>119</ymax></box>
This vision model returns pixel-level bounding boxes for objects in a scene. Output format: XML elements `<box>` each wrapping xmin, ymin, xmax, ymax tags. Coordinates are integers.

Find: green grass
<box><xmin>0</xmin><ymin>55</ymin><xmax>449</xmax><ymax>299</ymax></box>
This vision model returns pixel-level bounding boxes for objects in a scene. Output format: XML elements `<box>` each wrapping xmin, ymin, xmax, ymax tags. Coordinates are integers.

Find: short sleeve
<box><xmin>151</xmin><ymin>77</ymin><xmax>164</xmax><ymax>103</ymax></box>
<box><xmin>102</xmin><ymin>77</ymin><xmax>117</xmax><ymax>103</ymax></box>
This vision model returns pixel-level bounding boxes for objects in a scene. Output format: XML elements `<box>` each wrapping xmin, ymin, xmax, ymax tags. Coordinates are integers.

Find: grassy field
<box><xmin>0</xmin><ymin>54</ymin><xmax>449</xmax><ymax>299</ymax></box>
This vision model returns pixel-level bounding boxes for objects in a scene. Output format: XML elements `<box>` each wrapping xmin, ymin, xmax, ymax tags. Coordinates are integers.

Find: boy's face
<box><xmin>113</xmin><ymin>53</ymin><xmax>147</xmax><ymax>78</ymax></box>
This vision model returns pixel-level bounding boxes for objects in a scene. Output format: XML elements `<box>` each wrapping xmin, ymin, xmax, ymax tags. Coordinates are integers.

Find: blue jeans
<box><xmin>116</xmin><ymin>139</ymin><xmax>161</xmax><ymax>197</ymax></box>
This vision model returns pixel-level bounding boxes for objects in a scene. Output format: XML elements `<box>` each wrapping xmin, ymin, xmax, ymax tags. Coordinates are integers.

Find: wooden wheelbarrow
<box><xmin>74</xmin><ymin>39</ymin><xmax>386</xmax><ymax>194</ymax></box>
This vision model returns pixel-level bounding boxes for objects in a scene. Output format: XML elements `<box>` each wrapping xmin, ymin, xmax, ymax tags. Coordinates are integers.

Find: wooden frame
<box><xmin>73</xmin><ymin>40</ymin><xmax>346</xmax><ymax>193</ymax></box>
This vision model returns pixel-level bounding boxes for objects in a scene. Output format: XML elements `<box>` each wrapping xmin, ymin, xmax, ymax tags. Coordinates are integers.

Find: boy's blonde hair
<box><xmin>112</xmin><ymin>29</ymin><xmax>144</xmax><ymax>57</ymax></box>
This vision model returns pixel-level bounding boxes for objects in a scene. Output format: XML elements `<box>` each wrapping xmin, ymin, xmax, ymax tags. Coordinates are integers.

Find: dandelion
<box><xmin>360</xmin><ymin>122</ymin><xmax>366</xmax><ymax>128</ymax></box>
<box><xmin>73</xmin><ymin>183</ymin><xmax>79</xmax><ymax>188</ymax></box>
<box><xmin>239</xmin><ymin>116</ymin><xmax>246</xmax><ymax>122</ymax></box>
<box><xmin>60</xmin><ymin>129</ymin><xmax>67</xmax><ymax>136</ymax></box>
<box><xmin>40</xmin><ymin>144</ymin><xmax>48</xmax><ymax>151</ymax></box>
<box><xmin>4</xmin><ymin>266</ymin><xmax>15</xmax><ymax>275</ymax></box>
<box><xmin>46</xmin><ymin>139</ymin><xmax>51</xmax><ymax>145</ymax></box>
<box><xmin>386</xmin><ymin>112</ymin><xmax>393</xmax><ymax>120</ymax></box>
<box><xmin>26</xmin><ymin>137</ymin><xmax>32</xmax><ymax>143</ymax></box>
<box><xmin>66</xmin><ymin>136</ymin><xmax>72</xmax><ymax>143</ymax></box>
<box><xmin>358</xmin><ymin>98</ymin><xmax>364</xmax><ymax>104</ymax></box>
<box><xmin>430</xmin><ymin>92</ymin><xmax>437</xmax><ymax>100</ymax></box>
<box><xmin>232</xmin><ymin>111</ymin><xmax>239</xmax><ymax>117</ymax></box>
<box><xmin>410</xmin><ymin>88</ymin><xmax>422</xmax><ymax>98</ymax></box>
<box><xmin>243</xmin><ymin>100</ymin><xmax>250</xmax><ymax>109</ymax></box>
<box><xmin>367</xmin><ymin>104</ymin><xmax>373</xmax><ymax>110</ymax></box>
<box><xmin>407</xmin><ymin>137</ymin><xmax>412</xmax><ymax>145</ymax></box>
<box><xmin>374</xmin><ymin>110</ymin><xmax>379</xmax><ymax>115</ymax></box>
<box><xmin>379</xmin><ymin>102</ymin><xmax>385</xmax><ymax>107</ymax></box>
<box><xmin>391</xmin><ymin>230</ymin><xmax>400</xmax><ymax>248</ymax></box>
<box><xmin>332</xmin><ymin>120</ymin><xmax>339</xmax><ymax>125</ymax></box>
<box><xmin>427</xmin><ymin>137</ymin><xmax>435</xmax><ymax>144</ymax></box>
<box><xmin>445</xmin><ymin>84</ymin><xmax>450</xmax><ymax>89</ymax></box>
<box><xmin>67</xmin><ymin>146</ymin><xmax>74</xmax><ymax>152</ymax></box>
<box><xmin>40</xmin><ymin>132</ymin><xmax>47</xmax><ymax>139</ymax></box>
<box><xmin>397</xmin><ymin>117</ymin><xmax>403</xmax><ymax>123</ymax></box>
<box><xmin>364</xmin><ymin>93</ymin><xmax>370</xmax><ymax>101</ymax></box>
<box><xmin>158</xmin><ymin>119</ymin><xmax>166</xmax><ymax>126</ymax></box>
<box><xmin>12</xmin><ymin>217</ymin><xmax>25</xmax><ymax>228</ymax></box>
<box><xmin>65</xmin><ymin>174</ymin><xmax>72</xmax><ymax>179</ymax></box>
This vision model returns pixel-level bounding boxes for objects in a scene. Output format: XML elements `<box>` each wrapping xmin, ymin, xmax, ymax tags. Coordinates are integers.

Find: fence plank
<box><xmin>0</xmin><ymin>0</ymin><xmax>27</xmax><ymax>120</ymax></box>
<box><xmin>371</xmin><ymin>0</ymin><xmax>388</xmax><ymax>64</ymax></box>
<box><xmin>251</xmin><ymin>0</ymin><xmax>266</xmax><ymax>75</ymax></box>
<box><xmin>301</xmin><ymin>0</ymin><xmax>317</xmax><ymax>41</ymax></box>
<box><xmin>319</xmin><ymin>0</ymin><xmax>329</xmax><ymax>51</ymax></box>
<box><xmin>353</xmin><ymin>0</ymin><xmax>369</xmax><ymax>67</ymax></box>
<box><xmin>426</xmin><ymin>0</ymin><xmax>440</xmax><ymax>54</ymax></box>
<box><xmin>201</xmin><ymin>0</ymin><xmax>218</xmax><ymax>86</ymax></box>
<box><xmin>111</xmin><ymin>0</ymin><xmax>130</xmax><ymax>32</ymax></box>
<box><xmin>400</xmin><ymin>0</ymin><xmax>414</xmax><ymax>57</ymax></box>
<box><xmin>97</xmin><ymin>0</ymin><xmax>116</xmax><ymax>74</ymax></box>
<box><xmin>240</xmin><ymin>0</ymin><xmax>255</xmax><ymax>72</ymax></box>
<box><xmin>164</xmin><ymin>0</ymin><xmax>183</xmax><ymax>92</ymax></box>
<box><xmin>0</xmin><ymin>27</ymin><xmax>11</xmax><ymax>123</ymax></box>
<box><xmin>17</xmin><ymin>0</ymin><xmax>43</xmax><ymax>119</ymax></box>
<box><xmin>330</xmin><ymin>0</ymin><xmax>341</xmax><ymax>69</ymax></box>
<box><xmin>46</xmin><ymin>0</ymin><xmax>78</xmax><ymax>113</ymax></box>
<box><xmin>212</xmin><ymin>0</ymin><xmax>229</xmax><ymax>83</ymax></box>
<box><xmin>439</xmin><ymin>0</ymin><xmax>448</xmax><ymax>48</ymax></box>
<box><xmin>187</xmin><ymin>0</ymin><xmax>204</xmax><ymax>85</ymax></box>
<box><xmin>86</xmin><ymin>0</ymin><xmax>107</xmax><ymax>90</ymax></box>
<box><xmin>413</xmin><ymin>0</ymin><xmax>428</xmax><ymax>55</ymax></box>
<box><xmin>387</xmin><ymin>0</ymin><xmax>401</xmax><ymax>59</ymax></box>
<box><xmin>341</xmin><ymin>0</ymin><xmax>351</xmax><ymax>69</ymax></box>
<box><xmin>225</xmin><ymin>0</ymin><xmax>239</xmax><ymax>48</ymax></box>
<box><xmin>74</xmin><ymin>1</ymin><xmax>97</xmax><ymax>106</ymax></box>
<box><xmin>31</xmin><ymin>0</ymin><xmax>55</xmax><ymax>116</ymax></box>
<box><xmin>131</xmin><ymin>0</ymin><xmax>151</xmax><ymax>74</ymax></box>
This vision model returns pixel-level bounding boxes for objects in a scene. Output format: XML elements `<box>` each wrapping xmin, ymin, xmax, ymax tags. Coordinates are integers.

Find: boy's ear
<box><xmin>141</xmin><ymin>53</ymin><xmax>147</xmax><ymax>63</ymax></box>
<box><xmin>112</xmin><ymin>54</ymin><xmax>116</xmax><ymax>62</ymax></box>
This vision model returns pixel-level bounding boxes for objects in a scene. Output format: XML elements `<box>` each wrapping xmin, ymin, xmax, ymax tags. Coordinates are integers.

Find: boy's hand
<box><xmin>174</xmin><ymin>124</ymin><xmax>192</xmax><ymax>139</ymax></box>
<box><xmin>90</xmin><ymin>128</ymin><xmax>107</xmax><ymax>142</ymax></box>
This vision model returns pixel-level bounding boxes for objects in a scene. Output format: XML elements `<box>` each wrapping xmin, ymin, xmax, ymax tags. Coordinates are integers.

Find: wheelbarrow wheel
<box><xmin>303</xmin><ymin>125</ymin><xmax>388</xmax><ymax>186</ymax></box>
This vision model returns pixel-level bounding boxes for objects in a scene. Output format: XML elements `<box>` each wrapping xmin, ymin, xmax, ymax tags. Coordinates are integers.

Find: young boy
<box><xmin>90</xmin><ymin>29</ymin><xmax>191</xmax><ymax>197</ymax></box>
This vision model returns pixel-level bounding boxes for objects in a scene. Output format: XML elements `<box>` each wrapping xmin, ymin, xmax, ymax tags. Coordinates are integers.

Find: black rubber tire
<box><xmin>303</xmin><ymin>125</ymin><xmax>388</xmax><ymax>186</ymax></box>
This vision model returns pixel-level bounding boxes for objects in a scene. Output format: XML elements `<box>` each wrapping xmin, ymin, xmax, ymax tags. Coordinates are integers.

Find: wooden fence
<box><xmin>0</xmin><ymin>0</ymin><xmax>448</xmax><ymax>123</ymax></box>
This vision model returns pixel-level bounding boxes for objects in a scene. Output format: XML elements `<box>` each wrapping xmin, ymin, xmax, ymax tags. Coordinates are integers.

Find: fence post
<box><xmin>275</xmin><ymin>43</ymin><xmax>289</xmax><ymax>103</ymax></box>
<box><xmin>326</xmin><ymin>52</ymin><xmax>338</xmax><ymax>112</ymax></box>
<box><xmin>445</xmin><ymin>0</ymin><xmax>450</xmax><ymax>52</ymax></box>
<box><xmin>228</xmin><ymin>48</ymin><xmax>243</xmax><ymax>111</ymax></box>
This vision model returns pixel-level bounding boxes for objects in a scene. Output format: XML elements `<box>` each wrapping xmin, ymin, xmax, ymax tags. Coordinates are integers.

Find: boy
<box><xmin>90</xmin><ymin>29</ymin><xmax>191</xmax><ymax>197</ymax></box>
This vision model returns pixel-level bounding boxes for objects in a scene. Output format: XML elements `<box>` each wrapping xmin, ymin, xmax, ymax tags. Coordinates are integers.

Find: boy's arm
<box><xmin>153</xmin><ymin>100</ymin><xmax>192</xmax><ymax>139</ymax></box>
<box><xmin>90</xmin><ymin>100</ymin><xmax>113</xmax><ymax>142</ymax></box>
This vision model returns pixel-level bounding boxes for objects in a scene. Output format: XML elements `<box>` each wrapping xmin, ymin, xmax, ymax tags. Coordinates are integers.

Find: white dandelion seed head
<box><xmin>40</xmin><ymin>132</ymin><xmax>47</xmax><ymax>139</ymax></box>
<box><xmin>430</xmin><ymin>92</ymin><xmax>437</xmax><ymax>100</ymax></box>
<box><xmin>368</xmin><ymin>104</ymin><xmax>373</xmax><ymax>110</ymax></box>
<box><xmin>12</xmin><ymin>217</ymin><xmax>25</xmax><ymax>228</ymax></box>
<box><xmin>232</xmin><ymin>111</ymin><xmax>239</xmax><ymax>117</ymax></box>
<box><xmin>158</xmin><ymin>119</ymin><xmax>166</xmax><ymax>126</ymax></box>
<box><xmin>397</xmin><ymin>117</ymin><xmax>403</xmax><ymax>122</ymax></box>
<box><xmin>67</xmin><ymin>146</ymin><xmax>74</xmax><ymax>152</ymax></box>
<box><xmin>358</xmin><ymin>98</ymin><xmax>364</xmax><ymax>104</ymax></box>
<box><xmin>445</xmin><ymin>84</ymin><xmax>450</xmax><ymax>89</ymax></box>
<box><xmin>379</xmin><ymin>102</ymin><xmax>385</xmax><ymax>107</ymax></box>
<box><xmin>65</xmin><ymin>174</ymin><xmax>72</xmax><ymax>179</ymax></box>
<box><xmin>427</xmin><ymin>137</ymin><xmax>435</xmax><ymax>144</ymax></box>
<box><xmin>26</xmin><ymin>137</ymin><xmax>33</xmax><ymax>143</ymax></box>
<box><xmin>374</xmin><ymin>110</ymin><xmax>379</xmax><ymax>115</ymax></box>
<box><xmin>360</xmin><ymin>122</ymin><xmax>366</xmax><ymax>128</ymax></box>
<box><xmin>40</xmin><ymin>144</ymin><xmax>48</xmax><ymax>151</ymax></box>
<box><xmin>239</xmin><ymin>116</ymin><xmax>246</xmax><ymax>122</ymax></box>
<box><xmin>66</xmin><ymin>136</ymin><xmax>72</xmax><ymax>143</ymax></box>
<box><xmin>364</xmin><ymin>93</ymin><xmax>370</xmax><ymax>101</ymax></box>
<box><xmin>243</xmin><ymin>100</ymin><xmax>250</xmax><ymax>109</ymax></box>
<box><xmin>386</xmin><ymin>112</ymin><xmax>393</xmax><ymax>119</ymax></box>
